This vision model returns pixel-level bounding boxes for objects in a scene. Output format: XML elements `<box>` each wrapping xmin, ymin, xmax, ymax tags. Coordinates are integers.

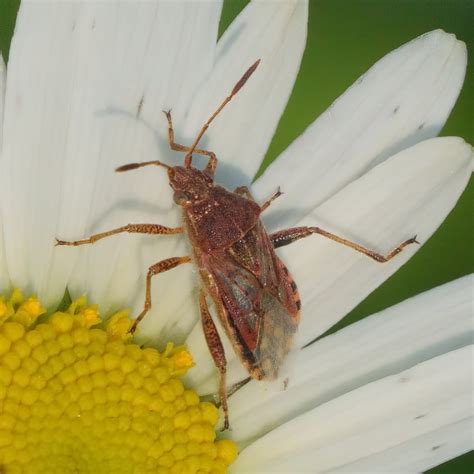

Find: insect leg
<box><xmin>55</xmin><ymin>224</ymin><xmax>183</xmax><ymax>247</ymax></box>
<box><xmin>260</xmin><ymin>187</ymin><xmax>283</xmax><ymax>212</ymax></box>
<box><xmin>234</xmin><ymin>185</ymin><xmax>282</xmax><ymax>211</ymax></box>
<box><xmin>227</xmin><ymin>377</ymin><xmax>251</xmax><ymax>398</ymax></box>
<box><xmin>199</xmin><ymin>289</ymin><xmax>230</xmax><ymax>430</ymax></box>
<box><xmin>129</xmin><ymin>256</ymin><xmax>192</xmax><ymax>334</ymax></box>
<box><xmin>233</xmin><ymin>186</ymin><xmax>252</xmax><ymax>197</ymax></box>
<box><xmin>163</xmin><ymin>110</ymin><xmax>218</xmax><ymax>178</ymax></box>
<box><xmin>270</xmin><ymin>226</ymin><xmax>419</xmax><ymax>262</ymax></box>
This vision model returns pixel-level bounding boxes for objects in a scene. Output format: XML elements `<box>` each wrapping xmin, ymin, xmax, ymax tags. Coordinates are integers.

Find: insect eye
<box><xmin>173</xmin><ymin>190</ymin><xmax>190</xmax><ymax>205</ymax></box>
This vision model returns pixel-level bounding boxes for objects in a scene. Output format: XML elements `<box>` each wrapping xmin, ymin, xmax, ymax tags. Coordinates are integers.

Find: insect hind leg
<box><xmin>227</xmin><ymin>377</ymin><xmax>251</xmax><ymax>398</ymax></box>
<box><xmin>199</xmin><ymin>289</ymin><xmax>230</xmax><ymax>430</ymax></box>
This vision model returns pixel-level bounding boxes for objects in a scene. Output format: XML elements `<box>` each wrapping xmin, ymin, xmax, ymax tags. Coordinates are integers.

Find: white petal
<box><xmin>181</xmin><ymin>0</ymin><xmax>308</xmax><ymax>189</ymax></box>
<box><xmin>291</xmin><ymin>137</ymin><xmax>473</xmax><ymax>346</ymax></box>
<box><xmin>226</xmin><ymin>275</ymin><xmax>473</xmax><ymax>443</ymax></box>
<box><xmin>184</xmin><ymin>137</ymin><xmax>473</xmax><ymax>392</ymax></box>
<box><xmin>327</xmin><ymin>418</ymin><xmax>473</xmax><ymax>473</ymax></box>
<box><xmin>0</xmin><ymin>0</ymin><xmax>222</xmax><ymax>307</ymax></box>
<box><xmin>254</xmin><ymin>30</ymin><xmax>467</xmax><ymax>230</ymax></box>
<box><xmin>231</xmin><ymin>346</ymin><xmax>473</xmax><ymax>473</ymax></box>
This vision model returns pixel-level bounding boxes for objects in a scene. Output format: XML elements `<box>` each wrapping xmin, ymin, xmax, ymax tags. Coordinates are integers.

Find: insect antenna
<box><xmin>115</xmin><ymin>160</ymin><xmax>171</xmax><ymax>173</ymax></box>
<box><xmin>184</xmin><ymin>59</ymin><xmax>261</xmax><ymax>167</ymax></box>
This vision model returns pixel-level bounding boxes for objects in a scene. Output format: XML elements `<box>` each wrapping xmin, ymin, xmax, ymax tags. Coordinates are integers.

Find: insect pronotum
<box><xmin>56</xmin><ymin>60</ymin><xmax>418</xmax><ymax>429</ymax></box>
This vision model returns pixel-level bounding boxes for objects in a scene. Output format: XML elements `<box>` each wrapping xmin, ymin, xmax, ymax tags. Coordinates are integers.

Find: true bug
<box><xmin>56</xmin><ymin>60</ymin><xmax>418</xmax><ymax>429</ymax></box>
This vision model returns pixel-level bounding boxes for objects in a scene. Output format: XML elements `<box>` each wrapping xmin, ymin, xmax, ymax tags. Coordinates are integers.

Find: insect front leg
<box><xmin>163</xmin><ymin>110</ymin><xmax>218</xmax><ymax>177</ymax></box>
<box><xmin>270</xmin><ymin>226</ymin><xmax>419</xmax><ymax>262</ymax></box>
<box><xmin>129</xmin><ymin>256</ymin><xmax>192</xmax><ymax>334</ymax></box>
<box><xmin>199</xmin><ymin>289</ymin><xmax>230</xmax><ymax>430</ymax></box>
<box><xmin>55</xmin><ymin>224</ymin><xmax>183</xmax><ymax>247</ymax></box>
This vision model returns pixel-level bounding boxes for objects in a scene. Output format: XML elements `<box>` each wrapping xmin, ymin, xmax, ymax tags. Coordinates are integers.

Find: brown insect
<box><xmin>56</xmin><ymin>60</ymin><xmax>418</xmax><ymax>429</ymax></box>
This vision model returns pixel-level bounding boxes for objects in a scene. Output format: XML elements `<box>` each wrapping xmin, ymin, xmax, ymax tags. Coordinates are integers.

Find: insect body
<box><xmin>57</xmin><ymin>61</ymin><xmax>418</xmax><ymax>429</ymax></box>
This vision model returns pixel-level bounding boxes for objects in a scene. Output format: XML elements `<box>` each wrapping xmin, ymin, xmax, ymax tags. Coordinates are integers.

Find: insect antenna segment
<box><xmin>184</xmin><ymin>59</ymin><xmax>261</xmax><ymax>168</ymax></box>
<box><xmin>115</xmin><ymin>160</ymin><xmax>171</xmax><ymax>173</ymax></box>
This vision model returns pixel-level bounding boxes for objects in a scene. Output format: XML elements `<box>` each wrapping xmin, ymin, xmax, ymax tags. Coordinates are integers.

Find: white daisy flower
<box><xmin>0</xmin><ymin>1</ymin><xmax>471</xmax><ymax>472</ymax></box>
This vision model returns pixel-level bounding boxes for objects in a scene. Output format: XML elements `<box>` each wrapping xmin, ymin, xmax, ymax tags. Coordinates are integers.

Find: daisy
<box><xmin>0</xmin><ymin>0</ymin><xmax>471</xmax><ymax>472</ymax></box>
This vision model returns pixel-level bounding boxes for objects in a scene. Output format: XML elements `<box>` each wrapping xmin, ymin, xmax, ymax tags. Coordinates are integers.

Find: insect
<box><xmin>56</xmin><ymin>60</ymin><xmax>418</xmax><ymax>429</ymax></box>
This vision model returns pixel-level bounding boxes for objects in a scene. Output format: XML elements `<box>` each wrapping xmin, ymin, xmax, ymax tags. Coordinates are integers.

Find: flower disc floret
<box><xmin>0</xmin><ymin>290</ymin><xmax>237</xmax><ymax>473</ymax></box>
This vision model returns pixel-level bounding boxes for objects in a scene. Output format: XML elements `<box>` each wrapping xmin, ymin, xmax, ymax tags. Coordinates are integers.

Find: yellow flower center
<box><xmin>0</xmin><ymin>291</ymin><xmax>237</xmax><ymax>473</ymax></box>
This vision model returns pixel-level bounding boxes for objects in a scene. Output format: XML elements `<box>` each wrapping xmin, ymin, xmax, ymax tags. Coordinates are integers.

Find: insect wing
<box><xmin>210</xmin><ymin>255</ymin><xmax>262</xmax><ymax>352</ymax></box>
<box><xmin>207</xmin><ymin>221</ymin><xmax>300</xmax><ymax>381</ymax></box>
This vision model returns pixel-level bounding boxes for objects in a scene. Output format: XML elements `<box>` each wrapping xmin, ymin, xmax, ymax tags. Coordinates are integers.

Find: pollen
<box><xmin>0</xmin><ymin>290</ymin><xmax>237</xmax><ymax>473</ymax></box>
<box><xmin>173</xmin><ymin>347</ymin><xmax>194</xmax><ymax>370</ymax></box>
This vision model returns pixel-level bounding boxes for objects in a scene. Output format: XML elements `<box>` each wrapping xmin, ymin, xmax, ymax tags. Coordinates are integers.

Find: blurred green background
<box><xmin>1</xmin><ymin>0</ymin><xmax>472</xmax><ymax>472</ymax></box>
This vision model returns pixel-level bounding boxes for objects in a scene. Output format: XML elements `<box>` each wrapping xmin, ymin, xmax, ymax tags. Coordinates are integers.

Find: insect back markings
<box><xmin>56</xmin><ymin>59</ymin><xmax>418</xmax><ymax>429</ymax></box>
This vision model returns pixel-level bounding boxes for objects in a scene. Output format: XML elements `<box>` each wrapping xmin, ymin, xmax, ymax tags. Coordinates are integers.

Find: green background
<box><xmin>1</xmin><ymin>0</ymin><xmax>472</xmax><ymax>472</ymax></box>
